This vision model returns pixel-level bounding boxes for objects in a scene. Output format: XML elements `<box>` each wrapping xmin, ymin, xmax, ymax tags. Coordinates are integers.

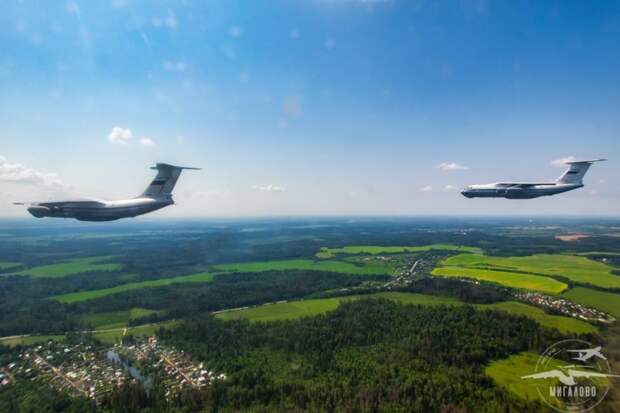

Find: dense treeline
<box><xmin>0</xmin><ymin>269</ymin><xmax>381</xmax><ymax>336</ymax></box>
<box><xmin>1</xmin><ymin>299</ymin><xmax>562</xmax><ymax>412</ymax></box>
<box><xmin>403</xmin><ymin>277</ymin><xmax>511</xmax><ymax>303</ymax></box>
<box><xmin>315</xmin><ymin>277</ymin><xmax>512</xmax><ymax>304</ymax></box>
<box><xmin>94</xmin><ymin>270</ymin><xmax>384</xmax><ymax>322</ymax></box>
<box><xmin>153</xmin><ymin>299</ymin><xmax>560</xmax><ymax>412</ymax></box>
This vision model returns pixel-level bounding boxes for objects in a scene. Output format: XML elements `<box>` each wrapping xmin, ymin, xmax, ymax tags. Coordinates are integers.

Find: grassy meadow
<box><xmin>213</xmin><ymin>258</ymin><xmax>395</xmax><ymax>275</ymax></box>
<box><xmin>431</xmin><ymin>266</ymin><xmax>568</xmax><ymax>294</ymax></box>
<box><xmin>12</xmin><ymin>256</ymin><xmax>122</xmax><ymax>278</ymax></box>
<box><xmin>0</xmin><ymin>262</ymin><xmax>21</xmax><ymax>270</ymax></box>
<box><xmin>440</xmin><ymin>253</ymin><xmax>620</xmax><ymax>289</ymax></box>
<box><xmin>0</xmin><ymin>320</ymin><xmax>179</xmax><ymax>348</ymax></box>
<box><xmin>216</xmin><ymin>292</ymin><xmax>595</xmax><ymax>334</ymax></box>
<box><xmin>316</xmin><ymin>244</ymin><xmax>481</xmax><ymax>258</ymax></box>
<box><xmin>216</xmin><ymin>292</ymin><xmax>462</xmax><ymax>322</ymax></box>
<box><xmin>52</xmin><ymin>272</ymin><xmax>217</xmax><ymax>303</ymax></box>
<box><xmin>562</xmin><ymin>287</ymin><xmax>620</xmax><ymax>318</ymax></box>
<box><xmin>485</xmin><ymin>352</ymin><xmax>549</xmax><ymax>402</ymax></box>
<box><xmin>81</xmin><ymin>308</ymin><xmax>159</xmax><ymax>330</ymax></box>
<box><xmin>476</xmin><ymin>301</ymin><xmax>596</xmax><ymax>334</ymax></box>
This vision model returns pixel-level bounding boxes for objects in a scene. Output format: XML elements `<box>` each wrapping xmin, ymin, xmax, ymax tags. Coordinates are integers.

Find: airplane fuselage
<box><xmin>461</xmin><ymin>183</ymin><xmax>583</xmax><ymax>199</ymax></box>
<box><xmin>27</xmin><ymin>197</ymin><xmax>174</xmax><ymax>221</ymax></box>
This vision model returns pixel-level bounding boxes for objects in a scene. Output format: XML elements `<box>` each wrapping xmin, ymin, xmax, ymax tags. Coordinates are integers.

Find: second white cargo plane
<box><xmin>461</xmin><ymin>159</ymin><xmax>606</xmax><ymax>199</ymax></box>
<box><xmin>15</xmin><ymin>163</ymin><xmax>200</xmax><ymax>221</ymax></box>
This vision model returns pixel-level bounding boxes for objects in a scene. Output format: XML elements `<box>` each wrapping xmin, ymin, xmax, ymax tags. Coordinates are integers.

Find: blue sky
<box><xmin>1</xmin><ymin>0</ymin><xmax>619</xmax><ymax>217</ymax></box>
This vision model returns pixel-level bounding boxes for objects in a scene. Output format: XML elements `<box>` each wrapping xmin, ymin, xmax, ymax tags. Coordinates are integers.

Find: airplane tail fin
<box><xmin>556</xmin><ymin>159</ymin><xmax>606</xmax><ymax>185</ymax></box>
<box><xmin>141</xmin><ymin>163</ymin><xmax>201</xmax><ymax>198</ymax></box>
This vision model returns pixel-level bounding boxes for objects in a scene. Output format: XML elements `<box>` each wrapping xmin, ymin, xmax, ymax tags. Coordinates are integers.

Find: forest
<box><xmin>1</xmin><ymin>298</ymin><xmax>570</xmax><ymax>412</ymax></box>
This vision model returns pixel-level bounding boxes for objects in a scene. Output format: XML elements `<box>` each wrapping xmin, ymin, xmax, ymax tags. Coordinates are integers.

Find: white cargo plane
<box><xmin>461</xmin><ymin>159</ymin><xmax>606</xmax><ymax>199</ymax></box>
<box><xmin>14</xmin><ymin>163</ymin><xmax>200</xmax><ymax>221</ymax></box>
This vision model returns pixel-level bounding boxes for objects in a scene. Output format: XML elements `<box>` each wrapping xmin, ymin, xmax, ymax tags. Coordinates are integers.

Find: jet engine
<box><xmin>27</xmin><ymin>206</ymin><xmax>50</xmax><ymax>218</ymax></box>
<box><xmin>504</xmin><ymin>188</ymin><xmax>526</xmax><ymax>199</ymax></box>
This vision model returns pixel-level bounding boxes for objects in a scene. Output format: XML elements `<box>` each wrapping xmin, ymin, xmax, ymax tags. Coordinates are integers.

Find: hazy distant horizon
<box><xmin>1</xmin><ymin>214</ymin><xmax>619</xmax><ymax>223</ymax></box>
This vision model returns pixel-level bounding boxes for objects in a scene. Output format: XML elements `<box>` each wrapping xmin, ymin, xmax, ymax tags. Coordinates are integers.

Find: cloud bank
<box><xmin>436</xmin><ymin>162</ymin><xmax>469</xmax><ymax>171</ymax></box>
<box><xmin>0</xmin><ymin>156</ymin><xmax>71</xmax><ymax>190</ymax></box>
<box><xmin>253</xmin><ymin>184</ymin><xmax>286</xmax><ymax>192</ymax></box>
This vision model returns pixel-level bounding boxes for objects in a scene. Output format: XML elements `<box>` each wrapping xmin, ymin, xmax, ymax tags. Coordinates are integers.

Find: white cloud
<box><xmin>0</xmin><ymin>156</ymin><xmax>71</xmax><ymax>190</ymax></box>
<box><xmin>108</xmin><ymin>126</ymin><xmax>133</xmax><ymax>145</ymax></box>
<box><xmin>444</xmin><ymin>185</ymin><xmax>459</xmax><ymax>191</ymax></box>
<box><xmin>163</xmin><ymin>60</ymin><xmax>187</xmax><ymax>72</ymax></box>
<box><xmin>419</xmin><ymin>185</ymin><xmax>433</xmax><ymax>192</ymax></box>
<box><xmin>551</xmin><ymin>156</ymin><xmax>577</xmax><ymax>167</ymax></box>
<box><xmin>253</xmin><ymin>184</ymin><xmax>286</xmax><ymax>193</ymax></box>
<box><xmin>139</xmin><ymin>137</ymin><xmax>154</xmax><ymax>146</ymax></box>
<box><xmin>436</xmin><ymin>162</ymin><xmax>469</xmax><ymax>171</ymax></box>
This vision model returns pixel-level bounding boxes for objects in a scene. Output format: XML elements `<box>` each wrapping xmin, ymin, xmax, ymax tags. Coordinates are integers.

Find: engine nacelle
<box><xmin>27</xmin><ymin>206</ymin><xmax>50</xmax><ymax>218</ymax></box>
<box><xmin>504</xmin><ymin>188</ymin><xmax>526</xmax><ymax>199</ymax></box>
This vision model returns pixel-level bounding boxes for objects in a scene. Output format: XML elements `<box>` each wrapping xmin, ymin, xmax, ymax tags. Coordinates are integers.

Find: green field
<box><xmin>92</xmin><ymin>320</ymin><xmax>179</xmax><ymax>344</ymax></box>
<box><xmin>440</xmin><ymin>253</ymin><xmax>620</xmax><ymax>289</ymax></box>
<box><xmin>0</xmin><ymin>321</ymin><xmax>178</xmax><ymax>347</ymax></box>
<box><xmin>52</xmin><ymin>272</ymin><xmax>218</xmax><ymax>303</ymax></box>
<box><xmin>81</xmin><ymin>308</ymin><xmax>159</xmax><ymax>330</ymax></box>
<box><xmin>0</xmin><ymin>335</ymin><xmax>65</xmax><ymax>348</ymax></box>
<box><xmin>432</xmin><ymin>267</ymin><xmax>568</xmax><ymax>294</ymax></box>
<box><xmin>485</xmin><ymin>352</ymin><xmax>551</xmax><ymax>402</ymax></box>
<box><xmin>562</xmin><ymin>287</ymin><xmax>620</xmax><ymax>318</ymax></box>
<box><xmin>216</xmin><ymin>297</ymin><xmax>353</xmax><ymax>322</ymax></box>
<box><xmin>476</xmin><ymin>301</ymin><xmax>596</xmax><ymax>334</ymax></box>
<box><xmin>0</xmin><ymin>261</ymin><xmax>21</xmax><ymax>270</ymax></box>
<box><xmin>213</xmin><ymin>258</ymin><xmax>394</xmax><ymax>275</ymax></box>
<box><xmin>216</xmin><ymin>292</ymin><xmax>461</xmax><ymax>322</ymax></box>
<box><xmin>216</xmin><ymin>292</ymin><xmax>593</xmax><ymax>333</ymax></box>
<box><xmin>316</xmin><ymin>244</ymin><xmax>481</xmax><ymax>258</ymax></box>
<box><xmin>12</xmin><ymin>256</ymin><xmax>123</xmax><ymax>278</ymax></box>
<box><xmin>486</xmin><ymin>351</ymin><xmax>608</xmax><ymax>406</ymax></box>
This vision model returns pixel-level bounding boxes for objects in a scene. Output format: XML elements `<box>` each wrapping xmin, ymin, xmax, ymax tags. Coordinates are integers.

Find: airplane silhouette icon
<box><xmin>567</xmin><ymin>346</ymin><xmax>606</xmax><ymax>362</ymax></box>
<box><xmin>522</xmin><ymin>365</ymin><xmax>620</xmax><ymax>386</ymax></box>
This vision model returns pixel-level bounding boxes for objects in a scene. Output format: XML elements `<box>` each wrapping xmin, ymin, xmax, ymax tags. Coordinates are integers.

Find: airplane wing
<box><xmin>569</xmin><ymin>370</ymin><xmax>620</xmax><ymax>379</ymax></box>
<box><xmin>38</xmin><ymin>198</ymin><xmax>106</xmax><ymax>206</ymax></box>
<box><xmin>521</xmin><ymin>370</ymin><xmax>563</xmax><ymax>380</ymax></box>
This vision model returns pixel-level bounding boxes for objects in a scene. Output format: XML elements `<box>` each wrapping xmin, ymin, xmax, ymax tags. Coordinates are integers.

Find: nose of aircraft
<box><xmin>461</xmin><ymin>187</ymin><xmax>474</xmax><ymax>198</ymax></box>
<box><xmin>27</xmin><ymin>206</ymin><xmax>50</xmax><ymax>218</ymax></box>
